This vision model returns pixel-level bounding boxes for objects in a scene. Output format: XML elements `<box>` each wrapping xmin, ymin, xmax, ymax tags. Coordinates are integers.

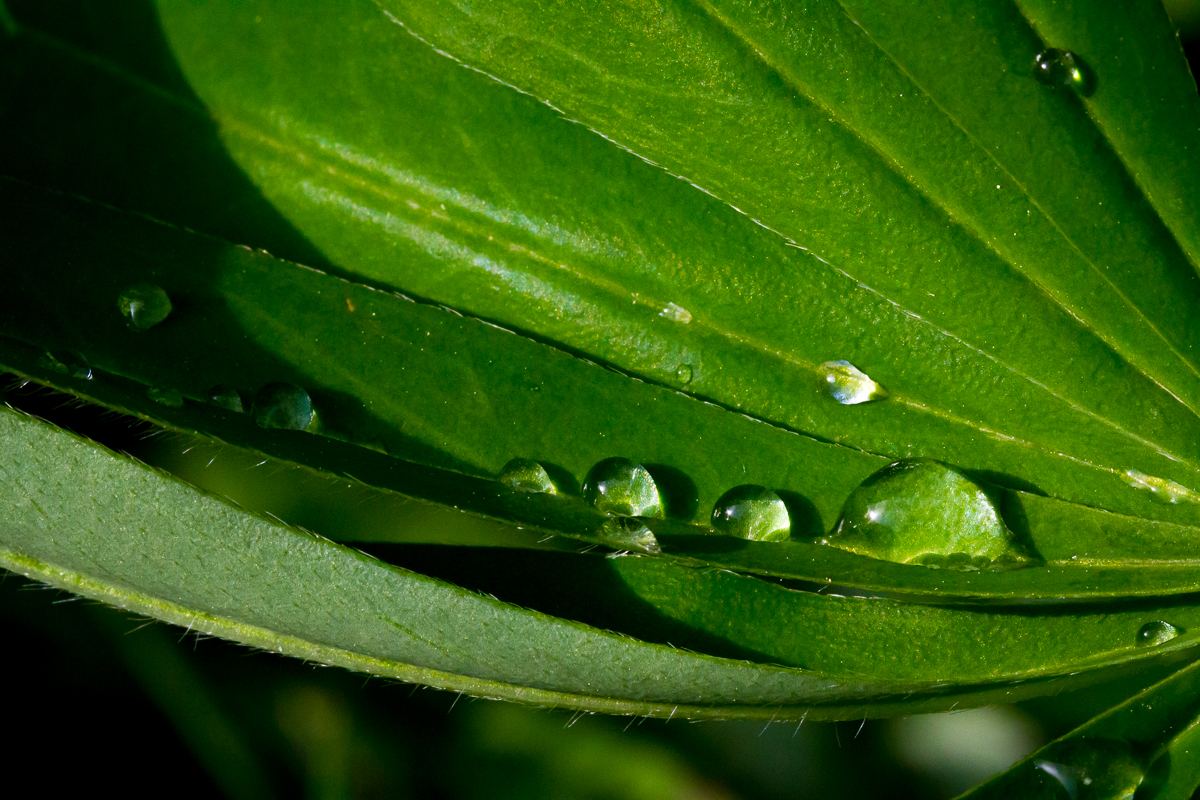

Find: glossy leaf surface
<box><xmin>4</xmin><ymin>403</ymin><xmax>1140</xmax><ymax>720</ymax></box>
<box><xmin>962</xmin><ymin>658</ymin><xmax>1200</xmax><ymax>799</ymax></box>
<box><xmin>153</xmin><ymin>0</ymin><xmax>1200</xmax><ymax>526</ymax></box>
<box><xmin>5</xmin><ymin>0</ymin><xmax>1200</xmax><ymax>755</ymax></box>
<box><xmin>11</xmin><ymin>180</ymin><xmax>1200</xmax><ymax>605</ymax></box>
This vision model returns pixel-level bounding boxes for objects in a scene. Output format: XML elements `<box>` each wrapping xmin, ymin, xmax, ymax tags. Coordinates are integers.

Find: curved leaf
<box><xmin>12</xmin><ymin>179</ymin><xmax>1200</xmax><ymax>605</ymax></box>
<box><xmin>6</xmin><ymin>401</ymin><xmax>1154</xmax><ymax>720</ymax></box>
<box><xmin>961</xmin><ymin>657</ymin><xmax>1200</xmax><ymax>799</ymax></box>
<box><xmin>150</xmin><ymin>0</ymin><xmax>1200</xmax><ymax>527</ymax></box>
<box><xmin>6</xmin><ymin>0</ymin><xmax>1200</xmax><ymax>757</ymax></box>
<box><xmin>14</xmin><ymin>402</ymin><xmax>1200</xmax><ymax>724</ymax></box>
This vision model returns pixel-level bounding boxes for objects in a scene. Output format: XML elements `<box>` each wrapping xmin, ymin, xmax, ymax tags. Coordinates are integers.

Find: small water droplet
<box><xmin>660</xmin><ymin>302</ymin><xmax>692</xmax><ymax>323</ymax></box>
<box><xmin>822</xmin><ymin>459</ymin><xmax>1031</xmax><ymax>567</ymax></box>
<box><xmin>711</xmin><ymin>485</ymin><xmax>791</xmax><ymax>542</ymax></box>
<box><xmin>676</xmin><ymin>364</ymin><xmax>694</xmax><ymax>385</ymax></box>
<box><xmin>498</xmin><ymin>458</ymin><xmax>557</xmax><ymax>494</ymax></box>
<box><xmin>208</xmin><ymin>385</ymin><xmax>245</xmax><ymax>413</ymax></box>
<box><xmin>252</xmin><ymin>383</ymin><xmax>317</xmax><ymax>431</ymax></box>
<box><xmin>1121</xmin><ymin>469</ymin><xmax>1200</xmax><ymax>504</ymax></box>
<box><xmin>820</xmin><ymin>360</ymin><xmax>886</xmax><ymax>404</ymax></box>
<box><xmin>1136</xmin><ymin>620</ymin><xmax>1180</xmax><ymax>647</ymax></box>
<box><xmin>1032</xmin><ymin>739</ymin><xmax>1144</xmax><ymax>799</ymax></box>
<box><xmin>147</xmin><ymin>387</ymin><xmax>183</xmax><ymax>408</ymax></box>
<box><xmin>1033</xmin><ymin>48</ymin><xmax>1095</xmax><ymax>95</ymax></box>
<box><xmin>41</xmin><ymin>351</ymin><xmax>92</xmax><ymax>380</ymax></box>
<box><xmin>583</xmin><ymin>458</ymin><xmax>663</xmax><ymax>518</ymax></box>
<box><xmin>598</xmin><ymin>517</ymin><xmax>660</xmax><ymax>553</ymax></box>
<box><xmin>117</xmin><ymin>283</ymin><xmax>172</xmax><ymax>331</ymax></box>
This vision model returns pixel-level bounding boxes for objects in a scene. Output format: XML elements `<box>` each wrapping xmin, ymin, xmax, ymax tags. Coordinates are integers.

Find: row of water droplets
<box><xmin>500</xmin><ymin>454</ymin><xmax>1185</xmax><ymax>651</ymax></box>
<box><xmin>501</xmin><ymin>453</ymin><xmax>1028</xmax><ymax>561</ymax></box>
<box><xmin>42</xmin><ymin>282</ymin><xmax>319</xmax><ymax>433</ymax></box>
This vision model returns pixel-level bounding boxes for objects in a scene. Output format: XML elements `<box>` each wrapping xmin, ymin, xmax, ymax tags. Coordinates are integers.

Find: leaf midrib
<box><xmin>213</xmin><ymin>91</ymin><xmax>1200</xmax><ymax>482</ymax></box>
<box><xmin>371</xmin><ymin>0</ymin><xmax>1200</xmax><ymax>466</ymax></box>
<box><xmin>678</xmin><ymin>0</ymin><xmax>1200</xmax><ymax>427</ymax></box>
<box><xmin>15</xmin><ymin>13</ymin><xmax>1200</xmax><ymax>510</ymax></box>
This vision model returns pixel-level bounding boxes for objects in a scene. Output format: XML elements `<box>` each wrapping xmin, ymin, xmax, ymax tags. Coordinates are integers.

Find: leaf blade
<box><xmin>145</xmin><ymin>0</ymin><xmax>1200</xmax><ymax>525</ymax></box>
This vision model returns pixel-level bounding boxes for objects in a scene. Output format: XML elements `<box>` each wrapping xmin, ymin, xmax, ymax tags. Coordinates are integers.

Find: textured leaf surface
<box><xmin>12</xmin><ymin>180</ymin><xmax>1200</xmax><ymax>606</ymax></box>
<box><xmin>6</xmin><ymin>0</ymin><xmax>1200</xmax><ymax>745</ymax></box>
<box><xmin>13</xmin><ymin>403</ymin><xmax>1200</xmax><ymax>723</ymax></box>
<box><xmin>0</xmin><ymin>405</ymin><xmax>841</xmax><ymax>716</ymax></box>
<box><xmin>151</xmin><ymin>0</ymin><xmax>1200</xmax><ymax>527</ymax></box>
<box><xmin>7</xmin><ymin>402</ymin><xmax>1158</xmax><ymax>720</ymax></box>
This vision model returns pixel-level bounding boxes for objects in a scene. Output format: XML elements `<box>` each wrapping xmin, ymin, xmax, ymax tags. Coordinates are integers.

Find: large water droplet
<box><xmin>41</xmin><ymin>350</ymin><xmax>92</xmax><ymax>380</ymax></box>
<box><xmin>823</xmin><ymin>459</ymin><xmax>1030</xmax><ymax>567</ymax></box>
<box><xmin>1033</xmin><ymin>739</ymin><xmax>1144</xmax><ymax>800</ymax></box>
<box><xmin>675</xmin><ymin>364</ymin><xmax>694</xmax><ymax>386</ymax></box>
<box><xmin>1121</xmin><ymin>469</ymin><xmax>1200</xmax><ymax>504</ymax></box>
<box><xmin>252</xmin><ymin>383</ymin><xmax>317</xmax><ymax>431</ymax></box>
<box><xmin>117</xmin><ymin>283</ymin><xmax>173</xmax><ymax>331</ymax></box>
<box><xmin>1033</xmin><ymin>48</ymin><xmax>1095</xmax><ymax>95</ymax></box>
<box><xmin>598</xmin><ymin>517</ymin><xmax>660</xmax><ymax>553</ymax></box>
<box><xmin>711</xmin><ymin>485</ymin><xmax>790</xmax><ymax>542</ymax></box>
<box><xmin>820</xmin><ymin>360</ymin><xmax>886</xmax><ymax>404</ymax></box>
<box><xmin>147</xmin><ymin>387</ymin><xmax>183</xmax><ymax>408</ymax></box>
<box><xmin>583</xmin><ymin>458</ymin><xmax>663</xmax><ymax>518</ymax></box>
<box><xmin>208</xmin><ymin>385</ymin><xmax>245</xmax><ymax>413</ymax></box>
<box><xmin>498</xmin><ymin>458</ymin><xmax>557</xmax><ymax>494</ymax></box>
<box><xmin>1136</xmin><ymin>620</ymin><xmax>1180</xmax><ymax>647</ymax></box>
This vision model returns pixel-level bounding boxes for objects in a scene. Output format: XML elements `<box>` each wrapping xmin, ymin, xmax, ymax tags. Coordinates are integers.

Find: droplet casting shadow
<box><xmin>776</xmin><ymin>489</ymin><xmax>825</xmax><ymax>539</ymax></box>
<box><xmin>643</xmin><ymin>464</ymin><xmax>699</xmax><ymax>521</ymax></box>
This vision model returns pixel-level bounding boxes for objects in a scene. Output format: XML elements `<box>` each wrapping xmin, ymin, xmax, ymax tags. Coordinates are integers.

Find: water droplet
<box><xmin>147</xmin><ymin>387</ymin><xmax>183</xmax><ymax>408</ymax></box>
<box><xmin>583</xmin><ymin>458</ymin><xmax>663</xmax><ymax>518</ymax></box>
<box><xmin>822</xmin><ymin>459</ymin><xmax>1031</xmax><ymax>567</ymax></box>
<box><xmin>1136</xmin><ymin>620</ymin><xmax>1180</xmax><ymax>647</ymax></box>
<box><xmin>598</xmin><ymin>517</ymin><xmax>660</xmax><ymax>553</ymax></box>
<box><xmin>1121</xmin><ymin>469</ymin><xmax>1200</xmax><ymax>504</ymax></box>
<box><xmin>117</xmin><ymin>283</ymin><xmax>172</xmax><ymax>331</ymax></box>
<box><xmin>711</xmin><ymin>485</ymin><xmax>791</xmax><ymax>542</ymax></box>
<box><xmin>660</xmin><ymin>302</ymin><xmax>692</xmax><ymax>323</ymax></box>
<box><xmin>1033</xmin><ymin>48</ymin><xmax>1095</xmax><ymax>95</ymax></box>
<box><xmin>676</xmin><ymin>364</ymin><xmax>694</xmax><ymax>385</ymax></box>
<box><xmin>252</xmin><ymin>383</ymin><xmax>317</xmax><ymax>431</ymax></box>
<box><xmin>208</xmin><ymin>385</ymin><xmax>245</xmax><ymax>413</ymax></box>
<box><xmin>1033</xmin><ymin>739</ymin><xmax>1144</xmax><ymax>800</ymax></box>
<box><xmin>41</xmin><ymin>351</ymin><xmax>92</xmax><ymax>380</ymax></box>
<box><xmin>820</xmin><ymin>360</ymin><xmax>886</xmax><ymax>404</ymax></box>
<box><xmin>498</xmin><ymin>458</ymin><xmax>557</xmax><ymax>494</ymax></box>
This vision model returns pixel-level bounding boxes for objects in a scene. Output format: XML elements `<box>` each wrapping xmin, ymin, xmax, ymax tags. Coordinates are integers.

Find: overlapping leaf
<box><xmin>6</xmin><ymin>0</ymin><xmax>1200</xmax><ymax>760</ymax></box>
<box><xmin>154</xmin><ymin>0</ymin><xmax>1200</xmax><ymax>523</ymax></box>
<box><xmin>963</xmin><ymin>657</ymin><xmax>1200</xmax><ymax>799</ymax></box>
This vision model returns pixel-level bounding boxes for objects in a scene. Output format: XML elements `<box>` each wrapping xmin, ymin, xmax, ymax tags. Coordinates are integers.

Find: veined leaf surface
<box><xmin>6</xmin><ymin>0</ymin><xmax>1200</xmax><ymax>762</ymax></box>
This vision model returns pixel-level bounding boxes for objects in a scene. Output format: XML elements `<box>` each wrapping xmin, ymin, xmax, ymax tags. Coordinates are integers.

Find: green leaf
<box><xmin>149</xmin><ymin>0</ymin><xmax>1200</xmax><ymax>526</ymax></box>
<box><xmin>1</xmin><ymin>404</ymin><xmax>838</xmax><ymax>718</ymax></box>
<box><xmin>12</xmin><ymin>179</ymin><xmax>1200</xmax><ymax>606</ymax></box>
<box><xmin>0</xmin><ymin>177</ymin><xmax>885</xmax><ymax>535</ymax></box>
<box><xmin>367</xmin><ymin>543</ymin><xmax>1200</xmax><ymax>686</ymax></box>
<box><xmin>3</xmin><ymin>402</ymin><xmax>1133</xmax><ymax>719</ymax></box>
<box><xmin>6</xmin><ymin>0</ymin><xmax>1200</xmax><ymax>761</ymax></box>
<box><xmin>961</xmin><ymin>657</ymin><xmax>1200</xmax><ymax>799</ymax></box>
